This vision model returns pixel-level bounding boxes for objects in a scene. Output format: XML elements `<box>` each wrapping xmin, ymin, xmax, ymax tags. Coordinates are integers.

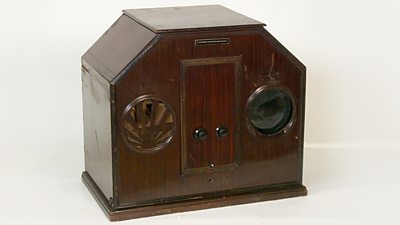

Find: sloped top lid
<box><xmin>123</xmin><ymin>5</ymin><xmax>265</xmax><ymax>33</ymax></box>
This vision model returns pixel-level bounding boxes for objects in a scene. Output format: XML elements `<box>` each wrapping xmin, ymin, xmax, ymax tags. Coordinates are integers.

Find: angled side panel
<box><xmin>83</xmin><ymin>15</ymin><xmax>157</xmax><ymax>82</ymax></box>
<box><xmin>260</xmin><ymin>28</ymin><xmax>306</xmax><ymax>184</ymax></box>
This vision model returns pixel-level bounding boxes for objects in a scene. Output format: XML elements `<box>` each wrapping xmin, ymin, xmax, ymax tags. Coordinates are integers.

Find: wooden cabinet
<box><xmin>81</xmin><ymin>5</ymin><xmax>307</xmax><ymax>221</ymax></box>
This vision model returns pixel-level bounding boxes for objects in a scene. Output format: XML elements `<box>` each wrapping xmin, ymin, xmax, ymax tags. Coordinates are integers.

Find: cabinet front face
<box><xmin>180</xmin><ymin>56</ymin><xmax>242</xmax><ymax>175</ymax></box>
<box><xmin>115</xmin><ymin>31</ymin><xmax>304</xmax><ymax>208</ymax></box>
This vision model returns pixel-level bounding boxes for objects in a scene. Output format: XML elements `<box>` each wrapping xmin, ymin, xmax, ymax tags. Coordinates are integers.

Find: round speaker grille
<box><xmin>122</xmin><ymin>96</ymin><xmax>175</xmax><ymax>153</ymax></box>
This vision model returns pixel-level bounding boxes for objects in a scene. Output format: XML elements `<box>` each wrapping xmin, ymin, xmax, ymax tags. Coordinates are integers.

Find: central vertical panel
<box><xmin>180</xmin><ymin>56</ymin><xmax>242</xmax><ymax>175</ymax></box>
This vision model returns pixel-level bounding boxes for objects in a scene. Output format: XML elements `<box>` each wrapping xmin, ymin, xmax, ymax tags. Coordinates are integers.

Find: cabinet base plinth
<box><xmin>82</xmin><ymin>171</ymin><xmax>307</xmax><ymax>221</ymax></box>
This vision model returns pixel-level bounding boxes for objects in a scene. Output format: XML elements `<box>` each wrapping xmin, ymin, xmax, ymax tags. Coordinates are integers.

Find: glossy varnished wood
<box><xmin>83</xmin><ymin>171</ymin><xmax>306</xmax><ymax>221</ymax></box>
<box><xmin>81</xmin><ymin>62</ymin><xmax>113</xmax><ymax>200</ymax></box>
<box><xmin>82</xmin><ymin>5</ymin><xmax>306</xmax><ymax>220</ymax></box>
<box><xmin>123</xmin><ymin>5</ymin><xmax>264</xmax><ymax>33</ymax></box>
<box><xmin>114</xmin><ymin>28</ymin><xmax>305</xmax><ymax>208</ymax></box>
<box><xmin>83</xmin><ymin>15</ymin><xmax>156</xmax><ymax>82</ymax></box>
<box><xmin>180</xmin><ymin>56</ymin><xmax>241</xmax><ymax>175</ymax></box>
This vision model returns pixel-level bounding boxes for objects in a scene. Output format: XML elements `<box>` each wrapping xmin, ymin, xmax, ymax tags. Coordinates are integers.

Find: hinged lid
<box><xmin>123</xmin><ymin>5</ymin><xmax>265</xmax><ymax>33</ymax></box>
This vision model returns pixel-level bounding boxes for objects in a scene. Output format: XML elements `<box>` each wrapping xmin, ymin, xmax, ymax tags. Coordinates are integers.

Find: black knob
<box><xmin>216</xmin><ymin>126</ymin><xmax>228</xmax><ymax>138</ymax></box>
<box><xmin>194</xmin><ymin>128</ymin><xmax>207</xmax><ymax>141</ymax></box>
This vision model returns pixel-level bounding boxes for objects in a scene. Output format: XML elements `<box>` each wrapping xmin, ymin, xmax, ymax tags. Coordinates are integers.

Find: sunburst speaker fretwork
<box><xmin>122</xmin><ymin>97</ymin><xmax>175</xmax><ymax>153</ymax></box>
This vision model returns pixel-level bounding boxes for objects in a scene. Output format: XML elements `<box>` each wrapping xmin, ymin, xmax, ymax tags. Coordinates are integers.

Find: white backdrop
<box><xmin>1</xmin><ymin>0</ymin><xmax>400</xmax><ymax>224</ymax></box>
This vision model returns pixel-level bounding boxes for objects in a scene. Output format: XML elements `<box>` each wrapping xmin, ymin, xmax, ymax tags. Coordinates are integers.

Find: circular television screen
<box><xmin>247</xmin><ymin>87</ymin><xmax>294</xmax><ymax>135</ymax></box>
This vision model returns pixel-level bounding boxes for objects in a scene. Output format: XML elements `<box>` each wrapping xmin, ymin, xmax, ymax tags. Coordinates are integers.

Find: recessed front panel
<box><xmin>180</xmin><ymin>57</ymin><xmax>241</xmax><ymax>175</ymax></box>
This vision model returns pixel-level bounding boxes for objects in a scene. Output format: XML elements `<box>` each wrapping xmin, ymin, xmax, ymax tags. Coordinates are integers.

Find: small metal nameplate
<box><xmin>195</xmin><ymin>38</ymin><xmax>230</xmax><ymax>46</ymax></box>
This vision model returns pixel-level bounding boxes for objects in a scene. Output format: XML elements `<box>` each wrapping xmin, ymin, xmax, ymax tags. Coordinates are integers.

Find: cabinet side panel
<box><xmin>82</xmin><ymin>61</ymin><xmax>113</xmax><ymax>200</ymax></box>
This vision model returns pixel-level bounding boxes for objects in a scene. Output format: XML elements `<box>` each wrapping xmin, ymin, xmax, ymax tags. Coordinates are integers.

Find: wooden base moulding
<box><xmin>82</xmin><ymin>172</ymin><xmax>307</xmax><ymax>221</ymax></box>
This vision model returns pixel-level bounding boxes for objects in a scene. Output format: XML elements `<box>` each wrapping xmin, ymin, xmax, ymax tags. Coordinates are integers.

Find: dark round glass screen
<box><xmin>248</xmin><ymin>88</ymin><xmax>293</xmax><ymax>135</ymax></box>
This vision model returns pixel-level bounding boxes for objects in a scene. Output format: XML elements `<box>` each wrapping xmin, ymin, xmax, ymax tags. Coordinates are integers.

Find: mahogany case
<box><xmin>81</xmin><ymin>5</ymin><xmax>307</xmax><ymax>221</ymax></box>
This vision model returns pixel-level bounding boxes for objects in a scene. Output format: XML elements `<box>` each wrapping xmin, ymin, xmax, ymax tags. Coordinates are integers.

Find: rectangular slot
<box><xmin>195</xmin><ymin>38</ymin><xmax>230</xmax><ymax>46</ymax></box>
